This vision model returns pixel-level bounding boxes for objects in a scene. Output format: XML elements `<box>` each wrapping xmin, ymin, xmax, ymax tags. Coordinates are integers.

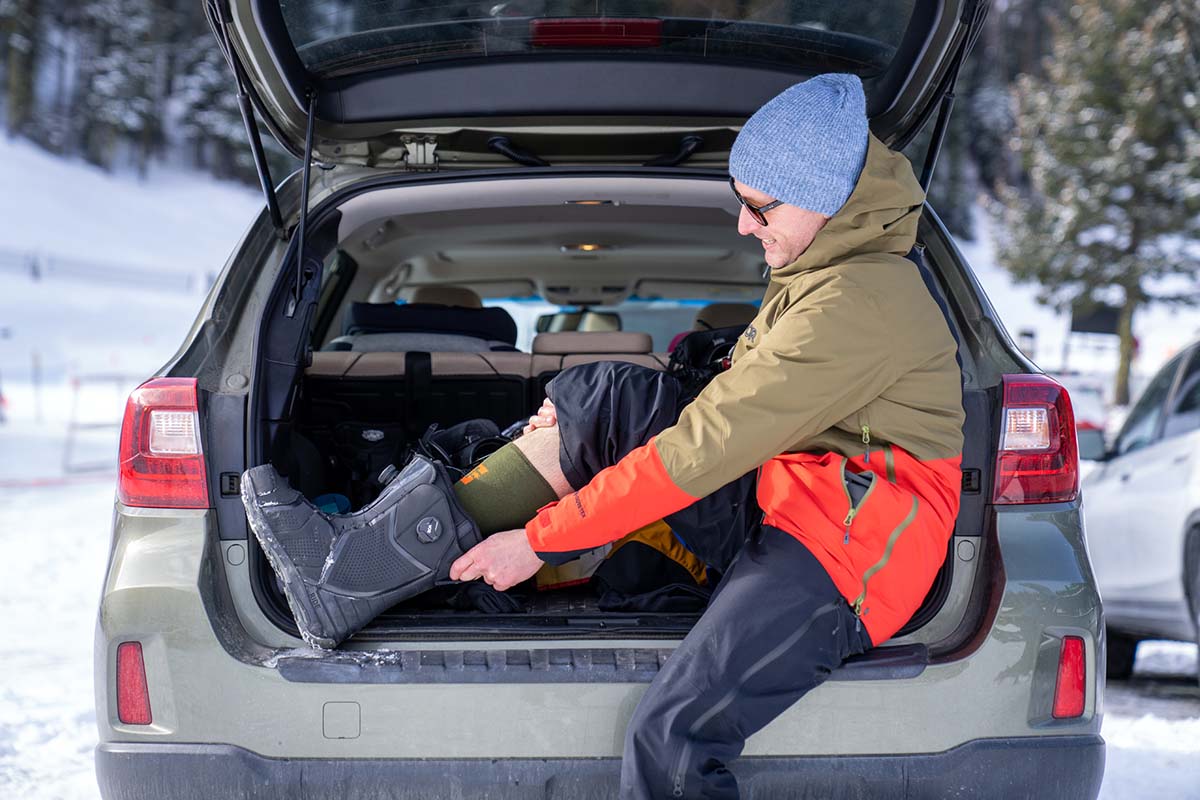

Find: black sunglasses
<box><xmin>729</xmin><ymin>177</ymin><xmax>784</xmax><ymax>226</ymax></box>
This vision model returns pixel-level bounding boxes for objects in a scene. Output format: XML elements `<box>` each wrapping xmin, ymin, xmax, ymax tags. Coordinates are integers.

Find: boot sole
<box><xmin>241</xmin><ymin>470</ymin><xmax>339</xmax><ymax>650</ymax></box>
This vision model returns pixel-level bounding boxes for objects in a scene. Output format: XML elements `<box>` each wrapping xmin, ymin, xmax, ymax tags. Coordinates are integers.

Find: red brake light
<box><xmin>116</xmin><ymin>642</ymin><xmax>153</xmax><ymax>725</ymax></box>
<box><xmin>118</xmin><ymin>377</ymin><xmax>209</xmax><ymax>509</ymax></box>
<box><xmin>993</xmin><ymin>374</ymin><xmax>1079</xmax><ymax>504</ymax></box>
<box><xmin>530</xmin><ymin>18</ymin><xmax>663</xmax><ymax>48</ymax></box>
<box><xmin>1052</xmin><ymin>636</ymin><xmax>1086</xmax><ymax>718</ymax></box>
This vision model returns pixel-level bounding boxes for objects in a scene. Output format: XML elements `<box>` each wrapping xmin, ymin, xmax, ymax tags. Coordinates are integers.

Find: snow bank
<box><xmin>0</xmin><ymin>135</ymin><xmax>262</xmax><ymax>271</ymax></box>
<box><xmin>0</xmin><ymin>136</ymin><xmax>261</xmax><ymax>383</ymax></box>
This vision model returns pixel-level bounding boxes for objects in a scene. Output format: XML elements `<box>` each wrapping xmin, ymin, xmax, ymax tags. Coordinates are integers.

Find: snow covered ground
<box><xmin>0</xmin><ymin>476</ymin><xmax>112</xmax><ymax>800</ymax></box>
<box><xmin>1104</xmin><ymin>649</ymin><xmax>1200</xmax><ymax>800</ymax></box>
<box><xmin>2</xmin><ymin>140</ymin><xmax>1199</xmax><ymax>798</ymax></box>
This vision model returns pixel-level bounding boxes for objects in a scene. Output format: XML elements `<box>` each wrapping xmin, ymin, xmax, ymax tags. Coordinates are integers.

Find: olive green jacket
<box><xmin>654</xmin><ymin>134</ymin><xmax>965</xmax><ymax>498</ymax></box>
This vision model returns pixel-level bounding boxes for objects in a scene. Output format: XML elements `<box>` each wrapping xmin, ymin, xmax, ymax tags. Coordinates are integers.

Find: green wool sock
<box><xmin>453</xmin><ymin>444</ymin><xmax>559</xmax><ymax>535</ymax></box>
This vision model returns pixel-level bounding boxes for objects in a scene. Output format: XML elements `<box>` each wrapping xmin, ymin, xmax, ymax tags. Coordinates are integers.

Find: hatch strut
<box><xmin>917</xmin><ymin>73</ymin><xmax>958</xmax><ymax>191</ymax></box>
<box><xmin>488</xmin><ymin>136</ymin><xmax>549</xmax><ymax>167</ymax></box>
<box><xmin>207</xmin><ymin>0</ymin><xmax>284</xmax><ymax>238</ymax></box>
<box><xmin>287</xmin><ymin>90</ymin><xmax>318</xmax><ymax>318</ymax></box>
<box><xmin>919</xmin><ymin>0</ymin><xmax>987</xmax><ymax>191</ymax></box>
<box><xmin>644</xmin><ymin>135</ymin><xmax>704</xmax><ymax>167</ymax></box>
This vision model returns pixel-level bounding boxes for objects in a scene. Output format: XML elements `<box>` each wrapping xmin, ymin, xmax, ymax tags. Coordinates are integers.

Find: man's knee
<box><xmin>511</xmin><ymin>425</ymin><xmax>572</xmax><ymax>498</ymax></box>
<box><xmin>546</xmin><ymin>361</ymin><xmax>688</xmax><ymax>488</ymax></box>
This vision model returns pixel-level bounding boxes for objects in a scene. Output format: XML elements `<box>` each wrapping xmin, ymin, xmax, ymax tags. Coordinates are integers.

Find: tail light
<box><xmin>116</xmin><ymin>642</ymin><xmax>153</xmax><ymax>725</ymax></box>
<box><xmin>1052</xmin><ymin>636</ymin><xmax>1087</xmax><ymax>718</ymax></box>
<box><xmin>530</xmin><ymin>18</ymin><xmax>663</xmax><ymax>48</ymax></box>
<box><xmin>994</xmin><ymin>374</ymin><xmax>1079</xmax><ymax>504</ymax></box>
<box><xmin>118</xmin><ymin>377</ymin><xmax>209</xmax><ymax>509</ymax></box>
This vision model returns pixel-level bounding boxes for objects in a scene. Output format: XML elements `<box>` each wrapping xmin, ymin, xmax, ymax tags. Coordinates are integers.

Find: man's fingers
<box><xmin>451</xmin><ymin>549</ymin><xmax>488</xmax><ymax>582</ymax></box>
<box><xmin>449</xmin><ymin>553</ymin><xmax>472</xmax><ymax>581</ymax></box>
<box><xmin>458</xmin><ymin>561</ymin><xmax>486</xmax><ymax>582</ymax></box>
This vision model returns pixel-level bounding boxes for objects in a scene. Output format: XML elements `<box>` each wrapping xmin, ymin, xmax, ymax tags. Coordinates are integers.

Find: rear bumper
<box><xmin>96</xmin><ymin>736</ymin><xmax>1105</xmax><ymax>800</ymax></box>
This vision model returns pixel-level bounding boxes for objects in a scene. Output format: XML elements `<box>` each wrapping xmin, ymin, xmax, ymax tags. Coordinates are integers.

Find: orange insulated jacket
<box><xmin>526</xmin><ymin>135</ymin><xmax>966</xmax><ymax>645</ymax></box>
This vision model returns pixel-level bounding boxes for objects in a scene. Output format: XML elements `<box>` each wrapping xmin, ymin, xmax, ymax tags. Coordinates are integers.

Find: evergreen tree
<box><xmin>173</xmin><ymin>23</ymin><xmax>299</xmax><ymax>185</ymax></box>
<box><xmin>995</xmin><ymin>0</ymin><xmax>1200</xmax><ymax>404</ymax></box>
<box><xmin>1</xmin><ymin>0</ymin><xmax>41</xmax><ymax>137</ymax></box>
<box><xmin>173</xmin><ymin>34</ymin><xmax>256</xmax><ymax>182</ymax></box>
<box><xmin>75</xmin><ymin>0</ymin><xmax>166</xmax><ymax>172</ymax></box>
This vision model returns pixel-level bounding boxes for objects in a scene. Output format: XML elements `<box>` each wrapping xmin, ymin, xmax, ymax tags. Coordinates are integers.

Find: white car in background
<box><xmin>1081</xmin><ymin>343</ymin><xmax>1200</xmax><ymax>681</ymax></box>
<box><xmin>1053</xmin><ymin>375</ymin><xmax>1109</xmax><ymax>481</ymax></box>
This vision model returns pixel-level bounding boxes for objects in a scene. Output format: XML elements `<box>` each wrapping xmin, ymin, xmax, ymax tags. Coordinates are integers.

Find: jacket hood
<box><xmin>770</xmin><ymin>133</ymin><xmax>925</xmax><ymax>281</ymax></box>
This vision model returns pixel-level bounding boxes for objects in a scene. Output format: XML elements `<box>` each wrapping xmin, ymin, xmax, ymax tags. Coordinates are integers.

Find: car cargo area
<box><xmin>243</xmin><ymin>174</ymin><xmax>995</xmax><ymax>649</ymax></box>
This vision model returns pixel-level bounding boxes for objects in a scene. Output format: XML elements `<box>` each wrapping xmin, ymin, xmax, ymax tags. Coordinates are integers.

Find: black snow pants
<box><xmin>546</xmin><ymin>362</ymin><xmax>875</xmax><ymax>800</ymax></box>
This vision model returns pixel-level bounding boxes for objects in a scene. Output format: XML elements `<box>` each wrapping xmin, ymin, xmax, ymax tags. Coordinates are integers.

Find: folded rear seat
<box><xmin>305</xmin><ymin>332</ymin><xmax>669</xmax><ymax>434</ymax></box>
<box><xmin>305</xmin><ymin>351</ymin><xmax>532</xmax><ymax>434</ymax></box>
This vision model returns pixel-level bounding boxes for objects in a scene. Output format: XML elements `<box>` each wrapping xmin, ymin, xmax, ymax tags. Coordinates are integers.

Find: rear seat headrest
<box><xmin>342</xmin><ymin>301</ymin><xmax>518</xmax><ymax>346</ymax></box>
<box><xmin>409</xmin><ymin>286</ymin><xmax>482</xmax><ymax>308</ymax></box>
<box><xmin>693</xmin><ymin>302</ymin><xmax>759</xmax><ymax>331</ymax></box>
<box><xmin>532</xmin><ymin>331</ymin><xmax>653</xmax><ymax>355</ymax></box>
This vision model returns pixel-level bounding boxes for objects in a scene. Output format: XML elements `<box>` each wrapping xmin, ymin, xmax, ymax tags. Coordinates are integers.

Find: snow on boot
<box><xmin>241</xmin><ymin>456</ymin><xmax>480</xmax><ymax>649</ymax></box>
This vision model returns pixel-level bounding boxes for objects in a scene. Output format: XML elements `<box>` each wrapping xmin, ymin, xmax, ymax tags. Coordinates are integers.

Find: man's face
<box><xmin>732</xmin><ymin>179</ymin><xmax>830</xmax><ymax>270</ymax></box>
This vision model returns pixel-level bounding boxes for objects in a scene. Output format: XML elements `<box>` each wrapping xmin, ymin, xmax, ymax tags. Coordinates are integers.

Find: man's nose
<box><xmin>736</xmin><ymin>205</ymin><xmax>761</xmax><ymax>236</ymax></box>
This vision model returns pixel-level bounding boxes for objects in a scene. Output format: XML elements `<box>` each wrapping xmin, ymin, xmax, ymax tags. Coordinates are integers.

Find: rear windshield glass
<box><xmin>280</xmin><ymin>1</ymin><xmax>918</xmax><ymax>79</ymax></box>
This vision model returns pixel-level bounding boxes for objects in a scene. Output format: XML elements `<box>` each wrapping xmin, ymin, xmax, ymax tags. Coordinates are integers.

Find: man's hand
<box><xmin>522</xmin><ymin>398</ymin><xmax>557</xmax><ymax>434</ymax></box>
<box><xmin>450</xmin><ymin>529</ymin><xmax>544</xmax><ymax>592</ymax></box>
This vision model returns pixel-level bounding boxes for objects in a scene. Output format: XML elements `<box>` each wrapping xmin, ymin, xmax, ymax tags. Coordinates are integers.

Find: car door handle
<box><xmin>1119</xmin><ymin>473</ymin><xmax>1132</xmax><ymax>482</ymax></box>
<box><xmin>1173</xmin><ymin>454</ymin><xmax>1190</xmax><ymax>464</ymax></box>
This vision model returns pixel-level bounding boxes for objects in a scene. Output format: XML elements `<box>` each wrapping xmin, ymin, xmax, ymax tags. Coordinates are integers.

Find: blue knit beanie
<box><xmin>729</xmin><ymin>74</ymin><xmax>869</xmax><ymax>217</ymax></box>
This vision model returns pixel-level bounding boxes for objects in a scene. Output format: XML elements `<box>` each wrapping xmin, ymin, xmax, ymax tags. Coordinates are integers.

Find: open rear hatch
<box><xmin>207</xmin><ymin>0</ymin><xmax>987</xmax><ymax>170</ymax></box>
<box><xmin>214</xmin><ymin>0</ymin><xmax>993</xmax><ymax>647</ymax></box>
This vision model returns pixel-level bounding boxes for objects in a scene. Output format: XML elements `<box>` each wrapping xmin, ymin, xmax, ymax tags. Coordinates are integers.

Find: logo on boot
<box><xmin>416</xmin><ymin>516</ymin><xmax>442</xmax><ymax>543</ymax></box>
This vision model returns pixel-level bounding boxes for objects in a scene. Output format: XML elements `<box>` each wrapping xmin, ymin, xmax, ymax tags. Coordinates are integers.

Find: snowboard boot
<box><xmin>241</xmin><ymin>456</ymin><xmax>481</xmax><ymax>649</ymax></box>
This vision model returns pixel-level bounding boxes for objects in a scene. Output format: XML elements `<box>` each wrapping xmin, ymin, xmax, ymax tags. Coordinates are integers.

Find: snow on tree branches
<box><xmin>995</xmin><ymin>0</ymin><xmax>1200</xmax><ymax>404</ymax></box>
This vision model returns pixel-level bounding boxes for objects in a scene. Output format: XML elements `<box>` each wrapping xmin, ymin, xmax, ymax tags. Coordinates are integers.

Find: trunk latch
<box><xmin>403</xmin><ymin>136</ymin><xmax>439</xmax><ymax>172</ymax></box>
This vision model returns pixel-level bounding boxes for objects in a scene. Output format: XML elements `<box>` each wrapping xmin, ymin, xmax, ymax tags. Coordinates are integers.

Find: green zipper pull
<box><xmin>861</xmin><ymin>425</ymin><xmax>871</xmax><ymax>445</ymax></box>
<box><xmin>853</xmin><ymin>597</ymin><xmax>864</xmax><ymax>616</ymax></box>
<box><xmin>843</xmin><ymin>495</ymin><xmax>861</xmax><ymax>543</ymax></box>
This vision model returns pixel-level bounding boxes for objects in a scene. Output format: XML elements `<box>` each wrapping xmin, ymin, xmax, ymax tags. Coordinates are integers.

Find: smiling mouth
<box><xmin>762</xmin><ymin>238</ymin><xmax>777</xmax><ymax>247</ymax></box>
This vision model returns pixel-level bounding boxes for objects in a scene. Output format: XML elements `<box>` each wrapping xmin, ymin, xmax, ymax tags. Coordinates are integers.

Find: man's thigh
<box><xmin>621</xmin><ymin>527</ymin><xmax>872</xmax><ymax>797</ymax></box>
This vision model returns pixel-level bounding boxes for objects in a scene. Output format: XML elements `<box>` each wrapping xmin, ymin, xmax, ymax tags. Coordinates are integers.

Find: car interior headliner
<box><xmin>332</xmin><ymin>175</ymin><xmax>771</xmax><ymax>305</ymax></box>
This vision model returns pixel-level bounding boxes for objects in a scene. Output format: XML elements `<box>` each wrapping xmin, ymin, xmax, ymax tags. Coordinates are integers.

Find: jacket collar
<box><xmin>769</xmin><ymin>133</ymin><xmax>926</xmax><ymax>282</ymax></box>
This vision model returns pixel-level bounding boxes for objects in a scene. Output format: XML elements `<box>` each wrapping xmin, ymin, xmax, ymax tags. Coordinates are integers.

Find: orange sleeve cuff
<box><xmin>525</xmin><ymin>440</ymin><xmax>698</xmax><ymax>556</ymax></box>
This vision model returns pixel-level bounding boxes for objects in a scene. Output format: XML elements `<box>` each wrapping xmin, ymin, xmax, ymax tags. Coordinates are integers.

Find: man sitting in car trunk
<box><xmin>243</xmin><ymin>73</ymin><xmax>965</xmax><ymax>799</ymax></box>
